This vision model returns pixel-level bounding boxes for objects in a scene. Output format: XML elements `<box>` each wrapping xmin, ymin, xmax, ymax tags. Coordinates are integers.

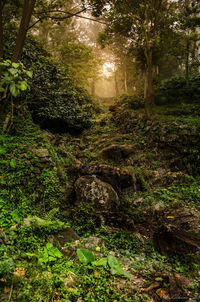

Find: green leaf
<box><xmin>107</xmin><ymin>255</ymin><xmax>121</xmax><ymax>268</ymax></box>
<box><xmin>8</xmin><ymin>68</ymin><xmax>18</xmax><ymax>75</ymax></box>
<box><xmin>26</xmin><ymin>70</ymin><xmax>33</xmax><ymax>78</ymax></box>
<box><xmin>10</xmin><ymin>159</ymin><xmax>16</xmax><ymax>168</ymax></box>
<box><xmin>110</xmin><ymin>265</ymin><xmax>133</xmax><ymax>279</ymax></box>
<box><xmin>93</xmin><ymin>257</ymin><xmax>108</xmax><ymax>267</ymax></box>
<box><xmin>12</xmin><ymin>63</ymin><xmax>20</xmax><ymax>69</ymax></box>
<box><xmin>25</xmin><ymin>252</ymin><xmax>37</xmax><ymax>258</ymax></box>
<box><xmin>9</xmin><ymin>83</ymin><xmax>18</xmax><ymax>97</ymax></box>
<box><xmin>46</xmin><ymin>242</ymin><xmax>63</xmax><ymax>259</ymax></box>
<box><xmin>77</xmin><ymin>249</ymin><xmax>95</xmax><ymax>265</ymax></box>
<box><xmin>11</xmin><ymin>210</ymin><xmax>21</xmax><ymax>223</ymax></box>
<box><xmin>20</xmin><ymin>81</ymin><xmax>28</xmax><ymax>91</ymax></box>
<box><xmin>0</xmin><ymin>146</ymin><xmax>6</xmax><ymax>155</ymax></box>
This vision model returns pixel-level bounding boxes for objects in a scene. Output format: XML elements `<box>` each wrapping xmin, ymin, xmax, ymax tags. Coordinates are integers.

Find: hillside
<box><xmin>0</xmin><ymin>103</ymin><xmax>200</xmax><ymax>302</ymax></box>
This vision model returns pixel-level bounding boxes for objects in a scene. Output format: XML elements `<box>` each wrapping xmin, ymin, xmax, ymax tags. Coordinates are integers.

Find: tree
<box><xmin>178</xmin><ymin>0</ymin><xmax>200</xmax><ymax>86</ymax></box>
<box><xmin>12</xmin><ymin>0</ymin><xmax>37</xmax><ymax>62</ymax></box>
<box><xmin>84</xmin><ymin>0</ymin><xmax>177</xmax><ymax>119</ymax></box>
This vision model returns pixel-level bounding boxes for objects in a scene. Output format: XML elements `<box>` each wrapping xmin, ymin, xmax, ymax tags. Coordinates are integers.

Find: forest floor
<box><xmin>0</xmin><ymin>103</ymin><xmax>200</xmax><ymax>302</ymax></box>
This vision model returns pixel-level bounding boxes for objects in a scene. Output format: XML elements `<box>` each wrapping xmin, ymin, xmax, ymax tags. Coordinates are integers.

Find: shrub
<box><xmin>3</xmin><ymin>24</ymin><xmax>95</xmax><ymax>133</ymax></box>
<box><xmin>116</xmin><ymin>93</ymin><xmax>145</xmax><ymax>110</ymax></box>
<box><xmin>155</xmin><ymin>72</ymin><xmax>200</xmax><ymax>105</ymax></box>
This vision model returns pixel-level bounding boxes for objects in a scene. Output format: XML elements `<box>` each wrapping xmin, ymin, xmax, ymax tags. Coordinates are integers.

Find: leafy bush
<box><xmin>155</xmin><ymin>72</ymin><xmax>200</xmax><ymax>104</ymax></box>
<box><xmin>3</xmin><ymin>24</ymin><xmax>95</xmax><ymax>133</ymax></box>
<box><xmin>116</xmin><ymin>93</ymin><xmax>145</xmax><ymax>110</ymax></box>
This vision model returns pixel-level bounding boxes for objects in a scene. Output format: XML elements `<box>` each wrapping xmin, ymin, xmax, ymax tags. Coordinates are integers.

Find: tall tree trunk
<box><xmin>144</xmin><ymin>69</ymin><xmax>147</xmax><ymax>99</ymax></box>
<box><xmin>145</xmin><ymin>48</ymin><xmax>154</xmax><ymax>120</ymax></box>
<box><xmin>185</xmin><ymin>38</ymin><xmax>190</xmax><ymax>88</ymax></box>
<box><xmin>11</xmin><ymin>0</ymin><xmax>36</xmax><ymax>62</ymax></box>
<box><xmin>124</xmin><ymin>69</ymin><xmax>128</xmax><ymax>93</ymax></box>
<box><xmin>115</xmin><ymin>71</ymin><xmax>119</xmax><ymax>97</ymax></box>
<box><xmin>0</xmin><ymin>0</ymin><xmax>3</xmax><ymax>61</ymax></box>
<box><xmin>91</xmin><ymin>78</ymin><xmax>95</xmax><ymax>95</ymax></box>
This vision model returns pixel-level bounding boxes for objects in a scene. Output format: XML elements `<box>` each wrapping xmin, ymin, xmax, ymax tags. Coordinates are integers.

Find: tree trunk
<box><xmin>185</xmin><ymin>38</ymin><xmax>190</xmax><ymax>88</ymax></box>
<box><xmin>11</xmin><ymin>0</ymin><xmax>36</xmax><ymax>62</ymax></box>
<box><xmin>124</xmin><ymin>69</ymin><xmax>127</xmax><ymax>93</ymax></box>
<box><xmin>144</xmin><ymin>69</ymin><xmax>147</xmax><ymax>99</ymax></box>
<box><xmin>115</xmin><ymin>71</ymin><xmax>119</xmax><ymax>97</ymax></box>
<box><xmin>0</xmin><ymin>0</ymin><xmax>3</xmax><ymax>61</ymax></box>
<box><xmin>145</xmin><ymin>48</ymin><xmax>154</xmax><ymax>120</ymax></box>
<box><xmin>91</xmin><ymin>78</ymin><xmax>95</xmax><ymax>95</ymax></box>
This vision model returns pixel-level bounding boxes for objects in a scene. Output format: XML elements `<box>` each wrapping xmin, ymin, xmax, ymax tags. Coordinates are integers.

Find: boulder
<box><xmin>31</xmin><ymin>148</ymin><xmax>53</xmax><ymax>167</ymax></box>
<box><xmin>81</xmin><ymin>164</ymin><xmax>136</xmax><ymax>194</ymax></box>
<box><xmin>99</xmin><ymin>144</ymin><xmax>134</xmax><ymax>162</ymax></box>
<box><xmin>49</xmin><ymin>228</ymin><xmax>80</xmax><ymax>249</ymax></box>
<box><xmin>153</xmin><ymin>207</ymin><xmax>200</xmax><ymax>259</ymax></box>
<box><xmin>74</xmin><ymin>176</ymin><xmax>120</xmax><ymax>210</ymax></box>
<box><xmin>32</xmin><ymin>148</ymin><xmax>49</xmax><ymax>158</ymax></box>
<box><xmin>84</xmin><ymin>237</ymin><xmax>104</xmax><ymax>249</ymax></box>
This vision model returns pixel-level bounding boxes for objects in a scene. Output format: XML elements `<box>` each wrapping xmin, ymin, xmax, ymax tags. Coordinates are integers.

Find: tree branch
<box><xmin>28</xmin><ymin>7</ymin><xmax>106</xmax><ymax>30</ymax></box>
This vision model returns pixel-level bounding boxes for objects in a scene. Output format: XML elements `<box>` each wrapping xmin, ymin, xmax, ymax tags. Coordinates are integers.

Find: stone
<box><xmin>84</xmin><ymin>237</ymin><xmax>104</xmax><ymax>249</ymax></box>
<box><xmin>153</xmin><ymin>207</ymin><xmax>200</xmax><ymax>259</ymax></box>
<box><xmin>49</xmin><ymin>228</ymin><xmax>80</xmax><ymax>249</ymax></box>
<box><xmin>99</xmin><ymin>144</ymin><xmax>134</xmax><ymax>162</ymax></box>
<box><xmin>81</xmin><ymin>164</ymin><xmax>136</xmax><ymax>194</ymax></box>
<box><xmin>61</xmin><ymin>241</ymin><xmax>81</xmax><ymax>257</ymax></box>
<box><xmin>67</xmin><ymin>160</ymin><xmax>83</xmax><ymax>178</ymax></box>
<box><xmin>74</xmin><ymin>176</ymin><xmax>120</xmax><ymax>210</ymax></box>
<box><xmin>0</xmin><ymin>229</ymin><xmax>10</xmax><ymax>245</ymax></box>
<box><xmin>153</xmin><ymin>202</ymin><xmax>166</xmax><ymax>212</ymax></box>
<box><xmin>23</xmin><ymin>216</ymin><xmax>46</xmax><ymax>227</ymax></box>
<box><xmin>133</xmin><ymin>198</ymin><xmax>145</xmax><ymax>206</ymax></box>
<box><xmin>32</xmin><ymin>149</ymin><xmax>49</xmax><ymax>158</ymax></box>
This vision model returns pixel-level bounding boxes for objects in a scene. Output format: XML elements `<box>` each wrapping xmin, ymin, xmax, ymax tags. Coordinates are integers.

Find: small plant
<box><xmin>37</xmin><ymin>242</ymin><xmax>63</xmax><ymax>266</ymax></box>
<box><xmin>0</xmin><ymin>59</ymin><xmax>33</xmax><ymax>131</ymax></box>
<box><xmin>77</xmin><ymin>249</ymin><xmax>133</xmax><ymax>279</ymax></box>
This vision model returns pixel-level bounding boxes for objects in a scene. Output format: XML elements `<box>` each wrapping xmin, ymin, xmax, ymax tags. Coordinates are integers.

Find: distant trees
<box><xmin>178</xmin><ymin>0</ymin><xmax>200</xmax><ymax>86</ymax></box>
<box><xmin>84</xmin><ymin>0</ymin><xmax>177</xmax><ymax>119</ymax></box>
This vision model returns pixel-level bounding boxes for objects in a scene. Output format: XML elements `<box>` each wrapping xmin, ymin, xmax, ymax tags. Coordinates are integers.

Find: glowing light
<box><xmin>102</xmin><ymin>62</ymin><xmax>115</xmax><ymax>77</ymax></box>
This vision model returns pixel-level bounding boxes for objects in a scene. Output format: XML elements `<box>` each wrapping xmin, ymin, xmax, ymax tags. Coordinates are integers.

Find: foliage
<box><xmin>0</xmin><ymin>60</ymin><xmax>32</xmax><ymax>98</ymax></box>
<box><xmin>37</xmin><ymin>242</ymin><xmax>63</xmax><ymax>266</ymax></box>
<box><xmin>116</xmin><ymin>93</ymin><xmax>145</xmax><ymax>110</ymax></box>
<box><xmin>77</xmin><ymin>248</ymin><xmax>95</xmax><ymax>265</ymax></box>
<box><xmin>155</xmin><ymin>72</ymin><xmax>200</xmax><ymax>104</ymax></box>
<box><xmin>77</xmin><ymin>249</ymin><xmax>133</xmax><ymax>279</ymax></box>
<box><xmin>3</xmin><ymin>25</ymin><xmax>95</xmax><ymax>133</ymax></box>
<box><xmin>0</xmin><ymin>125</ymin><xmax>62</xmax><ymax>229</ymax></box>
<box><xmin>59</xmin><ymin>38</ymin><xmax>101</xmax><ymax>86</ymax></box>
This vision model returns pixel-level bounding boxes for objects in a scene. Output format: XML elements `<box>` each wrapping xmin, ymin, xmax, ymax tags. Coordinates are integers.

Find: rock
<box><xmin>153</xmin><ymin>202</ymin><xmax>166</xmax><ymax>212</ymax></box>
<box><xmin>153</xmin><ymin>207</ymin><xmax>200</xmax><ymax>259</ymax></box>
<box><xmin>75</xmin><ymin>176</ymin><xmax>120</xmax><ymax>210</ymax></box>
<box><xmin>67</xmin><ymin>160</ymin><xmax>83</xmax><ymax>178</ymax></box>
<box><xmin>0</xmin><ymin>229</ymin><xmax>10</xmax><ymax>245</ymax></box>
<box><xmin>61</xmin><ymin>241</ymin><xmax>81</xmax><ymax>257</ymax></box>
<box><xmin>97</xmin><ymin>211</ymin><xmax>135</xmax><ymax>230</ymax></box>
<box><xmin>99</xmin><ymin>144</ymin><xmax>134</xmax><ymax>162</ymax></box>
<box><xmin>84</xmin><ymin>237</ymin><xmax>104</xmax><ymax>249</ymax></box>
<box><xmin>81</xmin><ymin>164</ymin><xmax>136</xmax><ymax>194</ymax></box>
<box><xmin>133</xmin><ymin>198</ymin><xmax>145</xmax><ymax>206</ymax></box>
<box><xmin>49</xmin><ymin>228</ymin><xmax>80</xmax><ymax>249</ymax></box>
<box><xmin>64</xmin><ymin>272</ymin><xmax>76</xmax><ymax>289</ymax></box>
<box><xmin>23</xmin><ymin>216</ymin><xmax>46</xmax><ymax>227</ymax></box>
<box><xmin>31</xmin><ymin>148</ymin><xmax>53</xmax><ymax>167</ymax></box>
<box><xmin>32</xmin><ymin>149</ymin><xmax>49</xmax><ymax>158</ymax></box>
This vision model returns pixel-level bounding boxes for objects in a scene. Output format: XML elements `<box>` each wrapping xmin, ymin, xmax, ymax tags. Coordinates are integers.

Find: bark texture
<box><xmin>0</xmin><ymin>0</ymin><xmax>3</xmax><ymax>60</ymax></box>
<box><xmin>12</xmin><ymin>0</ymin><xmax>36</xmax><ymax>62</ymax></box>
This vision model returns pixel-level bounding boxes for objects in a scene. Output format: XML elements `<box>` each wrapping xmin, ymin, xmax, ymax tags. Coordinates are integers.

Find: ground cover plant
<box><xmin>1</xmin><ymin>1</ymin><xmax>200</xmax><ymax>301</ymax></box>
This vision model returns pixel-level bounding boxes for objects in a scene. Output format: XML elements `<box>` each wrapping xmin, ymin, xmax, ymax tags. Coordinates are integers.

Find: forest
<box><xmin>0</xmin><ymin>0</ymin><xmax>200</xmax><ymax>301</ymax></box>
